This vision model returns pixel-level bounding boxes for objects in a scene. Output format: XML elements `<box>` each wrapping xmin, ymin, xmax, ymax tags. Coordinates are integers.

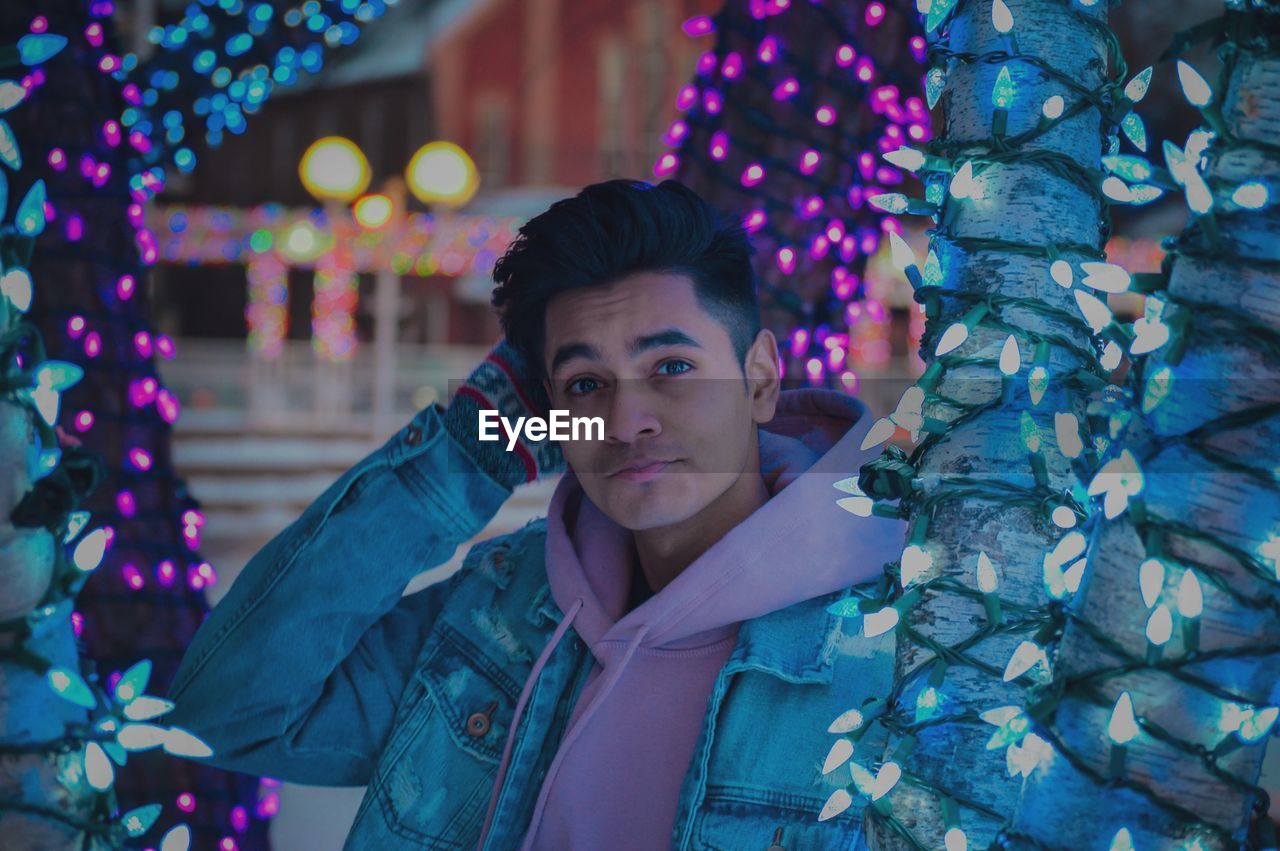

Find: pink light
<box><xmin>156</xmin><ymin>335</ymin><xmax>176</xmax><ymax>358</ymax></box>
<box><xmin>675</xmin><ymin>84</ymin><xmax>698</xmax><ymax>111</ymax></box>
<box><xmin>122</xmin><ymin>83</ymin><xmax>141</xmax><ymax>105</ymax></box>
<box><xmin>128</xmin><ymin>447</ymin><xmax>152</xmax><ymax>471</ymax></box>
<box><xmin>858</xmin><ymin>152</ymin><xmax>876</xmax><ymax>179</ymax></box>
<box><xmin>74</xmin><ymin>410</ymin><xmax>94</xmax><ymax>431</ymax></box>
<box><xmin>836</xmin><ymin>45</ymin><xmax>856</xmax><ymax>67</ymax></box>
<box><xmin>740</xmin><ymin>163</ymin><xmax>764</xmax><ymax>187</ymax></box>
<box><xmin>840</xmin><ymin>235</ymin><xmax>857</xmax><ymax>263</ymax></box>
<box><xmin>840</xmin><ymin>371</ymin><xmax>859</xmax><ymax>392</ymax></box>
<box><xmin>790</xmin><ymin>328</ymin><xmax>809</xmax><ymax>354</ymax></box>
<box><xmin>98</xmin><ymin>54</ymin><xmax>120</xmax><ymax>73</ymax></box>
<box><xmin>653</xmin><ymin>153</ymin><xmax>679</xmax><ymax>177</ymax></box>
<box><xmin>722</xmin><ymin>52</ymin><xmax>743</xmax><ymax>79</ymax></box>
<box><xmin>799</xmin><ymin>149</ymin><xmax>821</xmax><ymax>174</ymax></box>
<box><xmin>183</xmin><ymin>510</ymin><xmax>205</xmax><ymax>528</ymax></box>
<box><xmin>662</xmin><ymin>120</ymin><xmax>688</xmax><ymax>147</ymax></box>
<box><xmin>85</xmin><ymin>22</ymin><xmax>104</xmax><ymax>47</ymax></box>
<box><xmin>128</xmin><ymin>377</ymin><xmax>157</xmax><ymax>407</ymax></box>
<box><xmin>156</xmin><ymin>560</ymin><xmax>177</xmax><ymax>587</ymax></box>
<box><xmin>126</xmin><ymin>204</ymin><xmax>144</xmax><ymax>226</ymax></box>
<box><xmin>220</xmin><ymin>839</ymin><xmax>240</xmax><ymax>851</ymax></box>
<box><xmin>826</xmin><ymin>220</ymin><xmax>845</xmax><ymax>242</ymax></box>
<box><xmin>832</xmin><ymin>268</ymin><xmax>858</xmax><ymax>300</ymax></box>
<box><xmin>806</xmin><ymin>358</ymin><xmax>824</xmax><ymax>382</ymax></box>
<box><xmin>776</xmin><ymin>247</ymin><xmax>796</xmax><ymax>275</ymax></box>
<box><xmin>128</xmin><ymin>130</ymin><xmax>151</xmax><ymax>154</ymax></box>
<box><xmin>122</xmin><ymin>563</ymin><xmax>144</xmax><ymax>590</ymax></box>
<box><xmin>856</xmin><ymin>58</ymin><xmax>875</xmax><ymax>82</ymax></box>
<box><xmin>709</xmin><ymin>131</ymin><xmax>729</xmax><ymax>160</ymax></box>
<box><xmin>885</xmin><ymin>124</ymin><xmax>903</xmax><ymax>140</ymax></box>
<box><xmin>93</xmin><ymin>162</ymin><xmax>111</xmax><ymax>187</ymax></box>
<box><xmin>800</xmin><ymin>195</ymin><xmax>824</xmax><ymax>218</ymax></box>
<box><xmin>743</xmin><ymin>208</ymin><xmax>767</xmax><ymax>233</ymax></box>
<box><xmin>815</xmin><ymin>106</ymin><xmax>836</xmax><ymax>126</ymax></box>
<box><xmin>865</xmin><ymin>227</ymin><xmax>886</xmax><ymax>252</ymax></box>
<box><xmin>702</xmin><ymin>89</ymin><xmax>723</xmax><ymax>114</ymax></box>
<box><xmin>79</xmin><ymin>154</ymin><xmax>95</xmax><ymax>179</ymax></box>
<box><xmin>157</xmin><ymin>389</ymin><xmax>180</xmax><ymax>424</ymax></box>
<box><xmin>827</xmin><ymin>346</ymin><xmax>846</xmax><ymax>370</ymax></box>
<box><xmin>84</xmin><ymin>331</ymin><xmax>102</xmax><ymax>357</ymax></box>
<box><xmin>43</xmin><ymin>199</ymin><xmax>56</xmax><ymax>222</ymax></box>
<box><xmin>117</xmin><ymin>490</ymin><xmax>136</xmax><ymax>517</ymax></box>
<box><xmin>865</xmin><ymin>2</ymin><xmax>886</xmax><ymax>26</ymax></box>
<box><xmin>809</xmin><ymin>234</ymin><xmax>830</xmax><ymax>260</ymax></box>
<box><xmin>71</xmin><ymin>610</ymin><xmax>83</xmax><ymax>637</ymax></box>
<box><xmin>48</xmin><ymin>148</ymin><xmax>66</xmax><ymax>170</ymax></box>
<box><xmin>847</xmin><ymin>185</ymin><xmax>865</xmax><ymax>209</ymax></box>
<box><xmin>66</xmin><ymin>215</ymin><xmax>83</xmax><ymax>241</ymax></box>
<box><xmin>696</xmin><ymin>51</ymin><xmax>717</xmax><ymax>76</ymax></box>
<box><xmin>68</xmin><ymin>315</ymin><xmax>86</xmax><ymax>338</ymax></box>
<box><xmin>256</xmin><ymin>792</ymin><xmax>280</xmax><ymax>819</ymax></box>
<box><xmin>681</xmin><ymin>15</ymin><xmax>715</xmax><ymax>37</ymax></box>
<box><xmin>187</xmin><ymin>563</ymin><xmax>206</xmax><ymax>591</ymax></box>
<box><xmin>176</xmin><ymin>793</ymin><xmax>196</xmax><ymax>814</ymax></box>
<box><xmin>758</xmin><ymin>35</ymin><xmax>778</xmax><ymax>63</ymax></box>
<box><xmin>107</xmin><ymin>670</ymin><xmax>122</xmax><ymax>692</ymax></box>
<box><xmin>772</xmin><ymin>77</ymin><xmax>799</xmax><ymax>101</ymax></box>
<box><xmin>196</xmin><ymin>562</ymin><xmax>217</xmax><ymax>585</ymax></box>
<box><xmin>876</xmin><ymin>166</ymin><xmax>901</xmax><ymax>185</ymax></box>
<box><xmin>910</xmin><ymin>36</ymin><xmax>928</xmax><ymax>63</ymax></box>
<box><xmin>230</xmin><ymin>806</ymin><xmax>249</xmax><ymax>833</ymax></box>
<box><xmin>31</xmin><ymin>16</ymin><xmax>49</xmax><ymax>32</ymax></box>
<box><xmin>103</xmin><ymin>120</ymin><xmax>121</xmax><ymax>147</ymax></box>
<box><xmin>133</xmin><ymin>330</ymin><xmax>150</xmax><ymax>355</ymax></box>
<box><xmin>909</xmin><ymin>123</ymin><xmax>928</xmax><ymax>141</ymax></box>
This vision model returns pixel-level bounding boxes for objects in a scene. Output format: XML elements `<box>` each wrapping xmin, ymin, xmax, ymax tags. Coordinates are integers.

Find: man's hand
<box><xmin>759</xmin><ymin>429</ymin><xmax>820</xmax><ymax>493</ymax></box>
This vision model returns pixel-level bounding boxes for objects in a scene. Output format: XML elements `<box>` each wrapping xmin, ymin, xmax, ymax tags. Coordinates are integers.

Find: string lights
<box><xmin>667</xmin><ymin>0</ymin><xmax>930</xmax><ymax>392</ymax></box>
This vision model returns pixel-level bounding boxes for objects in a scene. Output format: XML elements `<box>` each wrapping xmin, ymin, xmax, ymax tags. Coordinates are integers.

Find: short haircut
<box><xmin>490</xmin><ymin>178</ymin><xmax>761</xmax><ymax>407</ymax></box>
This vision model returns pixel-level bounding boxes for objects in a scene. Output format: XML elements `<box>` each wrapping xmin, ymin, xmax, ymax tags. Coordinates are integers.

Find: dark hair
<box><xmin>490</xmin><ymin>179</ymin><xmax>761</xmax><ymax>401</ymax></box>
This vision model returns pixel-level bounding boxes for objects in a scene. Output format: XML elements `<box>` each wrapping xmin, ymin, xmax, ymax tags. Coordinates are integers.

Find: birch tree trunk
<box><xmin>1007</xmin><ymin>5</ymin><xmax>1280</xmax><ymax>848</ymax></box>
<box><xmin>858</xmin><ymin>1</ymin><xmax>1111</xmax><ymax>847</ymax></box>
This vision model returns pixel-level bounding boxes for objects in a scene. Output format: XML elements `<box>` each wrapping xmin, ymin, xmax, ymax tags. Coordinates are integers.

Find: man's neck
<box><xmin>632</xmin><ymin>469</ymin><xmax>770</xmax><ymax>594</ymax></box>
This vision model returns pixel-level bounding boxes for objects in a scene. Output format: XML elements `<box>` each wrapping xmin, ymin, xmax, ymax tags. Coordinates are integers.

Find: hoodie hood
<box><xmin>476</xmin><ymin>387</ymin><xmax>889</xmax><ymax>850</ymax></box>
<box><xmin>546</xmin><ymin>386</ymin><xmax>876</xmax><ymax>653</ymax></box>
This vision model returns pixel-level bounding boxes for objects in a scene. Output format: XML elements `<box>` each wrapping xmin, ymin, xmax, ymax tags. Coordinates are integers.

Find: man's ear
<box><xmin>745</xmin><ymin>329</ymin><xmax>781</xmax><ymax>424</ymax></box>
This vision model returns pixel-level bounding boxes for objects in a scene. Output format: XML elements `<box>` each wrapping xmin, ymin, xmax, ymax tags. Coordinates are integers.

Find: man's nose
<box><xmin>603</xmin><ymin>381</ymin><xmax>661</xmax><ymax>444</ymax></box>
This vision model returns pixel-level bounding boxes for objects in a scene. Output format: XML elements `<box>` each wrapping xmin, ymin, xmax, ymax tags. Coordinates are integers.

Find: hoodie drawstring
<box><xmin>516</xmin><ymin>621</ymin><xmax>652</xmax><ymax>851</ymax></box>
<box><xmin>475</xmin><ymin>595</ymin><xmax>584</xmax><ymax>851</ymax></box>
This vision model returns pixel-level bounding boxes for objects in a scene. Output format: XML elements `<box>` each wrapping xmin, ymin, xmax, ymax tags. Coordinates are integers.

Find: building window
<box><xmin>475</xmin><ymin>97</ymin><xmax>510</xmax><ymax>188</ymax></box>
<box><xmin>597</xmin><ymin>36</ymin><xmax>628</xmax><ymax>176</ymax></box>
<box><xmin>636</xmin><ymin>1</ymin><xmax>669</xmax><ymax>173</ymax></box>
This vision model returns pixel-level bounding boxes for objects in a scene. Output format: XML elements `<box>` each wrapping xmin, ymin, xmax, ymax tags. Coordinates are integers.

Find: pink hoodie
<box><xmin>475</xmin><ymin>388</ymin><xmax>902</xmax><ymax>849</ymax></box>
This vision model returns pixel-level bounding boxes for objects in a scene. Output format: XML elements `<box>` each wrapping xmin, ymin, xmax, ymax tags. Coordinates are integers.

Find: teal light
<box><xmin>991</xmin><ymin>66</ymin><xmax>1015</xmax><ymax>110</ymax></box>
<box><xmin>17</xmin><ymin>33</ymin><xmax>68</xmax><ymax>65</ymax></box>
<box><xmin>15</xmin><ymin>178</ymin><xmax>46</xmax><ymax>237</ymax></box>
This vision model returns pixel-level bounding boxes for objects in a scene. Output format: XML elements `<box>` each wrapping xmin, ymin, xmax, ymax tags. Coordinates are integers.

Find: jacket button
<box><xmin>766</xmin><ymin>826</ymin><xmax>785</xmax><ymax>850</ymax></box>
<box><xmin>404</xmin><ymin>425</ymin><xmax>423</xmax><ymax>446</ymax></box>
<box><xmin>466</xmin><ymin>700</ymin><xmax>498</xmax><ymax>737</ymax></box>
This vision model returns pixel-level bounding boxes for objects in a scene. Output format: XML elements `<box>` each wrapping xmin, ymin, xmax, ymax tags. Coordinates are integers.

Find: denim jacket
<box><xmin>165</xmin><ymin>402</ymin><xmax>894</xmax><ymax>850</ymax></box>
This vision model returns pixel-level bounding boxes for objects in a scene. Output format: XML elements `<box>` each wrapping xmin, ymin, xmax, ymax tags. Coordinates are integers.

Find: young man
<box><xmin>165</xmin><ymin>179</ymin><xmax>907</xmax><ymax>850</ymax></box>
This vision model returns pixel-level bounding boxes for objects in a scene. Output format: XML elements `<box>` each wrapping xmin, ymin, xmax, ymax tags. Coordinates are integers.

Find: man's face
<box><xmin>541</xmin><ymin>271</ymin><xmax>779</xmax><ymax>530</ymax></box>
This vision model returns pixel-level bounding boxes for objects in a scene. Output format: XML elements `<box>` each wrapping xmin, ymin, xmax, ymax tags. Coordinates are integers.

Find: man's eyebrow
<box><xmin>550</xmin><ymin>328</ymin><xmax>704</xmax><ymax>374</ymax></box>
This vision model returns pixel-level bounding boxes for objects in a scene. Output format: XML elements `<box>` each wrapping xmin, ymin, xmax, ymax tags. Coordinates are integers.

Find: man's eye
<box><xmin>566</xmin><ymin>377</ymin><xmax>599</xmax><ymax>397</ymax></box>
<box><xmin>657</xmin><ymin>359</ymin><xmax>693</xmax><ymax>376</ymax></box>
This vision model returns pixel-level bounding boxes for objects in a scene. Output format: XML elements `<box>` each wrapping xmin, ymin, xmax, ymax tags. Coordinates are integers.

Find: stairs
<box><xmin>171</xmin><ymin>410</ymin><xmax>558</xmax><ymax>604</ymax></box>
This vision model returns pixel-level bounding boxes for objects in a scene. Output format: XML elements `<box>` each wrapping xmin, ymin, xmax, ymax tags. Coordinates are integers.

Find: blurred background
<box><xmin>5</xmin><ymin>0</ymin><xmax>1267</xmax><ymax>848</ymax></box>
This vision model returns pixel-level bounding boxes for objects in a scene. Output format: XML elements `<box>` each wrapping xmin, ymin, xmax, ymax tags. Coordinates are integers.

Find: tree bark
<box><xmin>1008</xmin><ymin>6</ymin><xmax>1280</xmax><ymax>849</ymax></box>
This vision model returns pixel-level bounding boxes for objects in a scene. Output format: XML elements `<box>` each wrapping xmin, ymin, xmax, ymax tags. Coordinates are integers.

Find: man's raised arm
<box><xmin>163</xmin><ymin>340</ymin><xmax>563</xmax><ymax>786</ymax></box>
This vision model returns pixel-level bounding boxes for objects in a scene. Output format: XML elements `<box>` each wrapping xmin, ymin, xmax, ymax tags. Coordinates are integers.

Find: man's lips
<box><xmin>607</xmin><ymin>460</ymin><xmax>678</xmax><ymax>478</ymax></box>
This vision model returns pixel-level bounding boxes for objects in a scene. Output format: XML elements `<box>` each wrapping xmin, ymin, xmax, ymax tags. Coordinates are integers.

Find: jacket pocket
<box><xmin>692</xmin><ymin>785</ymin><xmax>864</xmax><ymax>851</ymax></box>
<box><xmin>373</xmin><ymin>622</ymin><xmax>521</xmax><ymax>848</ymax></box>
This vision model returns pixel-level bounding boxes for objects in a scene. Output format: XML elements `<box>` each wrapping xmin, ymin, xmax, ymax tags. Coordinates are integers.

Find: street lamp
<box><xmin>405</xmin><ymin>141</ymin><xmax>478</xmax><ymax>207</ymax></box>
<box><xmin>298</xmin><ymin>136</ymin><xmax>371</xmax><ymax>202</ymax></box>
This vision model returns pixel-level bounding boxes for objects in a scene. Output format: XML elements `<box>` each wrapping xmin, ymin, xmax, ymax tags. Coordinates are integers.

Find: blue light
<box><xmin>122</xmin><ymin>107</ymin><xmax>139</xmax><ymax>126</ymax></box>
<box><xmin>227</xmin><ymin>33</ymin><xmax>253</xmax><ymax>56</ymax></box>
<box><xmin>18</xmin><ymin>33</ymin><xmax>68</xmax><ymax>65</ymax></box>
<box><xmin>212</xmin><ymin>67</ymin><xmax>232</xmax><ymax>87</ymax></box>
<box><xmin>251</xmin><ymin>3</ymin><xmax>273</xmax><ymax>22</ymax></box>
<box><xmin>166</xmin><ymin>126</ymin><xmax>184</xmax><ymax>145</ymax></box>
<box><xmin>162</xmin><ymin>109</ymin><xmax>182</xmax><ymax>128</ymax></box>
<box><xmin>194</xmin><ymin>49</ymin><xmax>216</xmax><ymax>73</ymax></box>
<box><xmin>175</xmin><ymin>148</ymin><xmax>197</xmax><ymax>173</ymax></box>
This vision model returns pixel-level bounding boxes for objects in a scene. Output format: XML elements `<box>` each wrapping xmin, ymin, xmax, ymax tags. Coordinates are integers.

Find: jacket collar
<box><xmin>722</xmin><ymin>589</ymin><xmax>846</xmax><ymax>684</ymax></box>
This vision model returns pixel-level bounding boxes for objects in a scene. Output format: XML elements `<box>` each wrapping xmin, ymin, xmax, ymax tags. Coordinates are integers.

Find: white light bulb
<box><xmin>1176</xmin><ymin>60</ymin><xmax>1213</xmax><ymax>107</ymax></box>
